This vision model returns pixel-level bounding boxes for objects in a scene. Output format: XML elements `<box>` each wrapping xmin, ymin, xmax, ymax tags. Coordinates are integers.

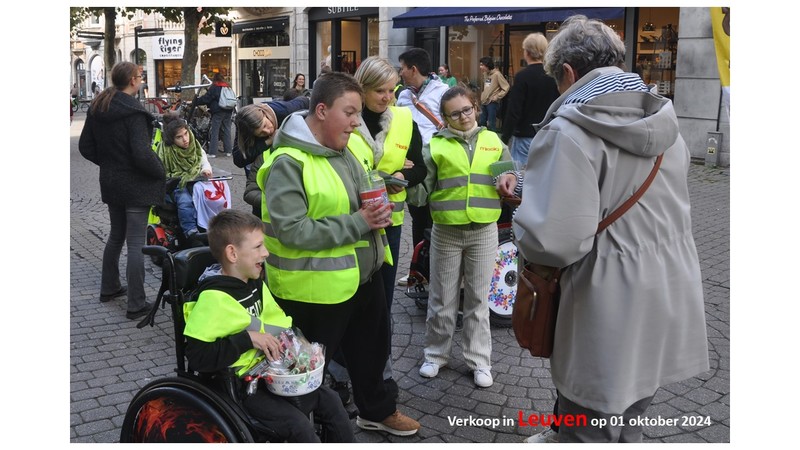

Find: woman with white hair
<box><xmin>510</xmin><ymin>15</ymin><xmax>709</xmax><ymax>443</ymax></box>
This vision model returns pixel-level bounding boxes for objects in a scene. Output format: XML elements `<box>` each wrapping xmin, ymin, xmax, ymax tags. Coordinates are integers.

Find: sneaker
<box><xmin>126</xmin><ymin>301</ymin><xmax>153</xmax><ymax>320</ymax></box>
<box><xmin>100</xmin><ymin>285</ymin><xmax>127</xmax><ymax>303</ymax></box>
<box><xmin>524</xmin><ymin>428</ymin><xmax>559</xmax><ymax>443</ymax></box>
<box><xmin>473</xmin><ymin>368</ymin><xmax>493</xmax><ymax>388</ymax></box>
<box><xmin>455</xmin><ymin>311</ymin><xmax>464</xmax><ymax>332</ymax></box>
<box><xmin>207</xmin><ymin>154</ymin><xmax>216</xmax><ymax>159</ymax></box>
<box><xmin>356</xmin><ymin>410</ymin><xmax>420</xmax><ymax>436</ymax></box>
<box><xmin>396</xmin><ymin>275</ymin><xmax>409</xmax><ymax>286</ymax></box>
<box><xmin>419</xmin><ymin>361</ymin><xmax>444</xmax><ymax>378</ymax></box>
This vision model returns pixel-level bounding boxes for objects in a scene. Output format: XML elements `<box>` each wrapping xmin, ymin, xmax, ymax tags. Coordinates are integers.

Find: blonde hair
<box><xmin>522</xmin><ymin>33</ymin><xmax>548</xmax><ymax>61</ymax></box>
<box><xmin>353</xmin><ymin>56</ymin><xmax>399</xmax><ymax>92</ymax></box>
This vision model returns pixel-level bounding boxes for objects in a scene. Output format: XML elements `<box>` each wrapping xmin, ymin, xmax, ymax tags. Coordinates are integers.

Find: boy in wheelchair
<box><xmin>183</xmin><ymin>209</ymin><xmax>355</xmax><ymax>442</ymax></box>
<box><xmin>156</xmin><ymin>113</ymin><xmax>214</xmax><ymax>244</ymax></box>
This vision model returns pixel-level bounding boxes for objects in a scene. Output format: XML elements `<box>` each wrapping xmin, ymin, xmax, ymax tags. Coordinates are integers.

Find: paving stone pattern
<box><xmin>69</xmin><ymin>113</ymin><xmax>730</xmax><ymax>443</ymax></box>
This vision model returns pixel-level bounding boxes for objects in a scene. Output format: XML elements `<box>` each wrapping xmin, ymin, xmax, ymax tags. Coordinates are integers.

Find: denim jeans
<box><xmin>510</xmin><ymin>136</ymin><xmax>534</xmax><ymax>166</ymax></box>
<box><xmin>102</xmin><ymin>204</ymin><xmax>149</xmax><ymax>312</ymax></box>
<box><xmin>167</xmin><ymin>187</ymin><xmax>197</xmax><ymax>235</ymax></box>
<box><xmin>208</xmin><ymin>110</ymin><xmax>233</xmax><ymax>156</ymax></box>
<box><xmin>479</xmin><ymin>101</ymin><xmax>499</xmax><ymax>131</ymax></box>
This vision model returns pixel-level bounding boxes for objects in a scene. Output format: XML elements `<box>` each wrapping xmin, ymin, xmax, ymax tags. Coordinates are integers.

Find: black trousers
<box><xmin>274</xmin><ymin>275</ymin><xmax>395</xmax><ymax>422</ymax></box>
<box><xmin>243</xmin><ymin>384</ymin><xmax>354</xmax><ymax>442</ymax></box>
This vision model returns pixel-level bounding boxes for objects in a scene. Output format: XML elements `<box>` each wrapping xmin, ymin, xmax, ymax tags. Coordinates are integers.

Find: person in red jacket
<box><xmin>194</xmin><ymin>72</ymin><xmax>235</xmax><ymax>158</ymax></box>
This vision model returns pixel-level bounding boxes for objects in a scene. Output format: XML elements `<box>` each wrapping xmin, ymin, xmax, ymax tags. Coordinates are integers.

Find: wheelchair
<box><xmin>404</xmin><ymin>198</ymin><xmax>520</xmax><ymax>328</ymax></box>
<box><xmin>146</xmin><ymin>174</ymin><xmax>232</xmax><ymax>267</ymax></box>
<box><xmin>120</xmin><ymin>245</ymin><xmax>322</xmax><ymax>443</ymax></box>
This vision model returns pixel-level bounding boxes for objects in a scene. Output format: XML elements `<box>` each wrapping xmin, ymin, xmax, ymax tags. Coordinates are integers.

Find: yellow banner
<box><xmin>710</xmin><ymin>7</ymin><xmax>730</xmax><ymax>87</ymax></box>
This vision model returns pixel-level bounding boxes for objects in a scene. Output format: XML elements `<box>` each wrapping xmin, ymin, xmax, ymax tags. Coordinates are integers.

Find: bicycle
<box><xmin>71</xmin><ymin>97</ymin><xmax>90</xmax><ymax>113</ymax></box>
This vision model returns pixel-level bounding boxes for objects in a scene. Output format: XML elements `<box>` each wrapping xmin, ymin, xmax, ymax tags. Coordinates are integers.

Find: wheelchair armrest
<box><xmin>142</xmin><ymin>245</ymin><xmax>169</xmax><ymax>258</ymax></box>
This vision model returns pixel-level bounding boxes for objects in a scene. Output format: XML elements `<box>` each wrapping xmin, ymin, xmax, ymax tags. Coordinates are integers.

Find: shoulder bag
<box><xmin>512</xmin><ymin>153</ymin><xmax>664</xmax><ymax>357</ymax></box>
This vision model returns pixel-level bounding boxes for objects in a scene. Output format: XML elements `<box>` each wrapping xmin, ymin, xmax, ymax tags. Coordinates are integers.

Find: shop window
<box><xmin>201</xmin><ymin>47</ymin><xmax>232</xmax><ymax>80</ymax></box>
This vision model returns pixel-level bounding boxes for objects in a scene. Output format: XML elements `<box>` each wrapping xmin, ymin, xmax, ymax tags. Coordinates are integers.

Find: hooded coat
<box><xmin>512</xmin><ymin>67</ymin><xmax>709</xmax><ymax>414</ymax></box>
<box><xmin>79</xmin><ymin>90</ymin><xmax>165</xmax><ymax>207</ymax></box>
<box><xmin>259</xmin><ymin>112</ymin><xmax>386</xmax><ymax>286</ymax></box>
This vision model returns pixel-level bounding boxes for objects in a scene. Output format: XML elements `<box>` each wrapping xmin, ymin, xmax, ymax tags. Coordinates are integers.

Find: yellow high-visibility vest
<box><xmin>429</xmin><ymin>130</ymin><xmax>503</xmax><ymax>224</ymax></box>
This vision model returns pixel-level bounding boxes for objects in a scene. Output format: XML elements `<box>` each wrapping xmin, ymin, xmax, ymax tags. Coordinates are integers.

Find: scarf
<box><xmin>157</xmin><ymin>130</ymin><xmax>204</xmax><ymax>188</ymax></box>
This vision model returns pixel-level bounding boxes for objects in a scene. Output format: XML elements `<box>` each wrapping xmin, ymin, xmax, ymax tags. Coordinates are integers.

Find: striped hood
<box><xmin>536</xmin><ymin>66</ymin><xmax>677</xmax><ymax>159</ymax></box>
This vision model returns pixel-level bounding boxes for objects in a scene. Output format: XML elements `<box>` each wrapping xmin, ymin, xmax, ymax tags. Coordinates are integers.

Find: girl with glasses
<box><xmin>418</xmin><ymin>86</ymin><xmax>515</xmax><ymax>388</ymax></box>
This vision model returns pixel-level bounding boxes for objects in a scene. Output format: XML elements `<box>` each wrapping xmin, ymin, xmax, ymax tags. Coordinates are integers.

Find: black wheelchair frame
<box><xmin>120</xmin><ymin>245</ymin><xmax>318</xmax><ymax>443</ymax></box>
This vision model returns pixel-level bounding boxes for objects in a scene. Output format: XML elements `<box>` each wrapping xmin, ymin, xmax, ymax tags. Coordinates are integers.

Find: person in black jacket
<box><xmin>194</xmin><ymin>72</ymin><xmax>234</xmax><ymax>158</ymax></box>
<box><xmin>79</xmin><ymin>61</ymin><xmax>166</xmax><ymax>320</ymax></box>
<box><xmin>500</xmin><ymin>33</ymin><xmax>560</xmax><ymax>165</ymax></box>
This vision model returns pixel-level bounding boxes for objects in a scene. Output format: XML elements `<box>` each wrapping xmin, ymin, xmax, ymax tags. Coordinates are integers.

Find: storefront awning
<box><xmin>232</xmin><ymin>17</ymin><xmax>289</xmax><ymax>34</ymax></box>
<box><xmin>392</xmin><ymin>7</ymin><xmax>624</xmax><ymax>28</ymax></box>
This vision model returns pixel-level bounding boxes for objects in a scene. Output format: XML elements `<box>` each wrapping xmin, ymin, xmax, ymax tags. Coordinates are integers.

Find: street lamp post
<box><xmin>134</xmin><ymin>26</ymin><xmax>164</xmax><ymax>99</ymax></box>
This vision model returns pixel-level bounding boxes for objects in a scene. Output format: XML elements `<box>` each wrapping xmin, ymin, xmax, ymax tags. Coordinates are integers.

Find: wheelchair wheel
<box><xmin>488</xmin><ymin>227</ymin><xmax>518</xmax><ymax>328</ymax></box>
<box><xmin>120</xmin><ymin>376</ymin><xmax>254</xmax><ymax>443</ymax></box>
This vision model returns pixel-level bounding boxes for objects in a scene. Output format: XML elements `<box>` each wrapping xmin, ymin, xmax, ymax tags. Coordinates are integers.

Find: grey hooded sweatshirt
<box><xmin>512</xmin><ymin>67</ymin><xmax>709</xmax><ymax>414</ymax></box>
<box><xmin>261</xmin><ymin>112</ymin><xmax>385</xmax><ymax>288</ymax></box>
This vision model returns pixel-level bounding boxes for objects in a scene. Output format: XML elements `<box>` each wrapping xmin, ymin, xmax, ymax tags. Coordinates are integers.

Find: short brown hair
<box><xmin>207</xmin><ymin>210</ymin><xmax>264</xmax><ymax>263</ymax></box>
<box><xmin>309</xmin><ymin>72</ymin><xmax>363</xmax><ymax>111</ymax></box>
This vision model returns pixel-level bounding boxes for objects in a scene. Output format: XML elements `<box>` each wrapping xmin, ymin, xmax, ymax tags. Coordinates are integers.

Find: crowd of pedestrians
<box><xmin>77</xmin><ymin>15</ymin><xmax>709</xmax><ymax>443</ymax></box>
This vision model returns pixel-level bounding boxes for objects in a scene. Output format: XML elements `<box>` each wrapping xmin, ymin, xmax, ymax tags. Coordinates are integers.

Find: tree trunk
<box><xmin>103</xmin><ymin>7</ymin><xmax>117</xmax><ymax>88</ymax></box>
<box><xmin>181</xmin><ymin>8</ymin><xmax>201</xmax><ymax>101</ymax></box>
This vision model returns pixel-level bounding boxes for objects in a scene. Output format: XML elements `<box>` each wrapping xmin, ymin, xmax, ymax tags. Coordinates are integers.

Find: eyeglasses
<box><xmin>446</xmin><ymin>106</ymin><xmax>474</xmax><ymax>121</ymax></box>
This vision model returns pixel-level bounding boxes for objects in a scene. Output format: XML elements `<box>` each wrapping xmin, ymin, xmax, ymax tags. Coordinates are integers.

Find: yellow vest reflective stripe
<box><xmin>258</xmin><ymin>147</ymin><xmax>360</xmax><ymax>304</ymax></box>
<box><xmin>182</xmin><ymin>283</ymin><xmax>292</xmax><ymax>376</ymax></box>
<box><xmin>429</xmin><ymin>130</ymin><xmax>503</xmax><ymax>224</ymax></box>
<box><xmin>347</xmin><ymin>106</ymin><xmax>413</xmax><ymax>226</ymax></box>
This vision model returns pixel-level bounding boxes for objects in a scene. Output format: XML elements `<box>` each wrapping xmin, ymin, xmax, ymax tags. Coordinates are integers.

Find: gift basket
<box><xmin>244</xmin><ymin>328</ymin><xmax>325</xmax><ymax>397</ymax></box>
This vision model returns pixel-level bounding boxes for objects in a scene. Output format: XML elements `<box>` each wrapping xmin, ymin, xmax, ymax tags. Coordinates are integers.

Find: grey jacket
<box><xmin>260</xmin><ymin>113</ymin><xmax>385</xmax><ymax>286</ymax></box>
<box><xmin>512</xmin><ymin>67</ymin><xmax>709</xmax><ymax>413</ymax></box>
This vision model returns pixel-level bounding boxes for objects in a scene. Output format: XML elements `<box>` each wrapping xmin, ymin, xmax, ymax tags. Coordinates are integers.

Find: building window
<box><xmin>201</xmin><ymin>47</ymin><xmax>232</xmax><ymax>80</ymax></box>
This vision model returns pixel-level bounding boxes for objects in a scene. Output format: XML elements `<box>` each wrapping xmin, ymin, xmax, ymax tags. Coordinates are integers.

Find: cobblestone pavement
<box><xmin>69</xmin><ymin>112</ymin><xmax>730</xmax><ymax>443</ymax></box>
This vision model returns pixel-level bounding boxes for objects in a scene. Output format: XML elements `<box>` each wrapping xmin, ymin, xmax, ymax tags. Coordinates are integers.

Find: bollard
<box><xmin>705</xmin><ymin>131</ymin><xmax>723</xmax><ymax>167</ymax></box>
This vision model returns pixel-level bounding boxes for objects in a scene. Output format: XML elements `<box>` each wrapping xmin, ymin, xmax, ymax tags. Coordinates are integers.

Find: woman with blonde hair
<box><xmin>500</xmin><ymin>32</ymin><xmax>560</xmax><ymax>164</ymax></box>
<box><xmin>333</xmin><ymin>56</ymin><xmax>426</xmax><ymax>399</ymax></box>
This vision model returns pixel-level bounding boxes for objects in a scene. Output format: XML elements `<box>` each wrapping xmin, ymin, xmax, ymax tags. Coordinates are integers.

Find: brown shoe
<box><xmin>356</xmin><ymin>410</ymin><xmax>420</xmax><ymax>436</ymax></box>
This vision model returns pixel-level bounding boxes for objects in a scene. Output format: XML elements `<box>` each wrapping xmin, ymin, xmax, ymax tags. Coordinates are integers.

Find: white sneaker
<box><xmin>473</xmin><ymin>368</ymin><xmax>493</xmax><ymax>387</ymax></box>
<box><xmin>524</xmin><ymin>428</ymin><xmax>558</xmax><ymax>443</ymax></box>
<box><xmin>419</xmin><ymin>361</ymin><xmax>444</xmax><ymax>378</ymax></box>
<box><xmin>397</xmin><ymin>275</ymin><xmax>409</xmax><ymax>286</ymax></box>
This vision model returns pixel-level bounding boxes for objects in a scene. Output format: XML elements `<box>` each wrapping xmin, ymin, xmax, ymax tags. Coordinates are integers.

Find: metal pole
<box><xmin>135</xmin><ymin>26</ymin><xmax>141</xmax><ymax>99</ymax></box>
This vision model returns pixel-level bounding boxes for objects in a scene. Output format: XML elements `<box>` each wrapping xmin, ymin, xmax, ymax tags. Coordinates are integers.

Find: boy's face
<box><xmin>230</xmin><ymin>228</ymin><xmax>269</xmax><ymax>282</ymax></box>
<box><xmin>174</xmin><ymin>127</ymin><xmax>191</xmax><ymax>149</ymax></box>
<box><xmin>316</xmin><ymin>91</ymin><xmax>361</xmax><ymax>150</ymax></box>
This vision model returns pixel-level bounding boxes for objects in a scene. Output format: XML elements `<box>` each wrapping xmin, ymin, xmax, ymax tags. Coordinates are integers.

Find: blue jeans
<box><xmin>167</xmin><ymin>187</ymin><xmax>197</xmax><ymax>236</ymax></box>
<box><xmin>510</xmin><ymin>136</ymin><xmax>534</xmax><ymax>166</ymax></box>
<box><xmin>479</xmin><ymin>101</ymin><xmax>499</xmax><ymax>131</ymax></box>
<box><xmin>209</xmin><ymin>110</ymin><xmax>233</xmax><ymax>155</ymax></box>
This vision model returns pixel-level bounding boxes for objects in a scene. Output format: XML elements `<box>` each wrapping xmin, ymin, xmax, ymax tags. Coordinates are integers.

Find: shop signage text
<box><xmin>463</xmin><ymin>14</ymin><xmax>514</xmax><ymax>25</ymax></box>
<box><xmin>152</xmin><ymin>36</ymin><xmax>184</xmax><ymax>59</ymax></box>
<box><xmin>327</xmin><ymin>7</ymin><xmax>358</xmax><ymax>14</ymax></box>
